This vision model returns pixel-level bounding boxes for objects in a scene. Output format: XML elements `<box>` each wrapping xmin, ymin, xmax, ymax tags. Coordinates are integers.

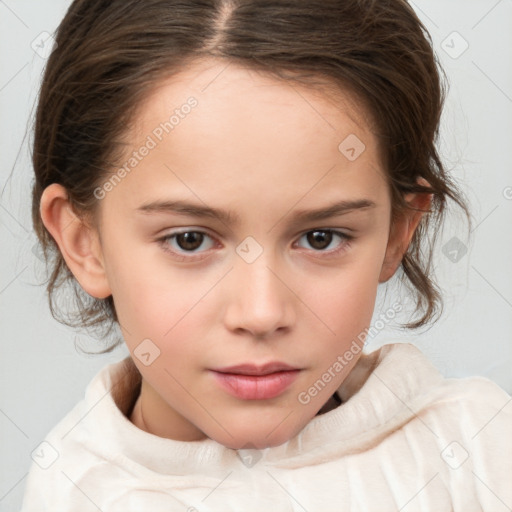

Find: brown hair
<box><xmin>32</xmin><ymin>0</ymin><xmax>471</xmax><ymax>353</ymax></box>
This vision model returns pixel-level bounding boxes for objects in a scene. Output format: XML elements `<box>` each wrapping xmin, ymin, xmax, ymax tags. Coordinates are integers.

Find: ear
<box><xmin>379</xmin><ymin>179</ymin><xmax>432</xmax><ymax>283</ymax></box>
<box><xmin>39</xmin><ymin>183</ymin><xmax>112</xmax><ymax>299</ymax></box>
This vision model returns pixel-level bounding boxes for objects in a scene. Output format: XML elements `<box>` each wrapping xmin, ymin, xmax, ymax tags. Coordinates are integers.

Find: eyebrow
<box><xmin>136</xmin><ymin>198</ymin><xmax>376</xmax><ymax>226</ymax></box>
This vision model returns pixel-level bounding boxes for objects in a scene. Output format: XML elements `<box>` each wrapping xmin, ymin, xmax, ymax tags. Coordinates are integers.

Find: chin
<box><xmin>204</xmin><ymin>412</ymin><xmax>311</xmax><ymax>450</ymax></box>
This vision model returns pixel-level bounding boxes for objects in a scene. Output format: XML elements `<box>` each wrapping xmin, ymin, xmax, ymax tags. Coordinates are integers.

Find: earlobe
<box><xmin>39</xmin><ymin>183</ymin><xmax>112</xmax><ymax>299</ymax></box>
<box><xmin>379</xmin><ymin>183</ymin><xmax>432</xmax><ymax>283</ymax></box>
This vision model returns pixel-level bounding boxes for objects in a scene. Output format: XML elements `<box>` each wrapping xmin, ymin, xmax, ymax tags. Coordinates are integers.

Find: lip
<box><xmin>210</xmin><ymin>362</ymin><xmax>301</xmax><ymax>400</ymax></box>
<box><xmin>212</xmin><ymin>362</ymin><xmax>299</xmax><ymax>376</ymax></box>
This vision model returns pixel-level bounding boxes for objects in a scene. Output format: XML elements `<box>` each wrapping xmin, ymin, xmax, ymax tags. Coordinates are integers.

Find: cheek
<box><xmin>117</xmin><ymin>278</ymin><xmax>202</xmax><ymax>342</ymax></box>
<box><xmin>108</xmin><ymin>255</ymin><xmax>224</xmax><ymax>357</ymax></box>
<box><xmin>320</xmin><ymin>279</ymin><xmax>377</xmax><ymax>346</ymax></box>
<box><xmin>102</xmin><ymin>239</ymin><xmax>197</xmax><ymax>339</ymax></box>
<box><xmin>310</xmin><ymin>251</ymin><xmax>384</xmax><ymax>347</ymax></box>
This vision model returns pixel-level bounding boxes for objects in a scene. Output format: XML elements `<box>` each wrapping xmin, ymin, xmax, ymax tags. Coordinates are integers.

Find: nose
<box><xmin>223</xmin><ymin>249</ymin><xmax>296</xmax><ymax>339</ymax></box>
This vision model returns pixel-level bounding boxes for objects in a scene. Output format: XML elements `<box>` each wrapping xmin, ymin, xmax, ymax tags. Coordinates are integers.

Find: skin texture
<box><xmin>40</xmin><ymin>58</ymin><xmax>431</xmax><ymax>450</ymax></box>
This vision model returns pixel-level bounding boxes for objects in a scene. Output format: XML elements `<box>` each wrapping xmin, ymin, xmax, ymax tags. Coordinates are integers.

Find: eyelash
<box><xmin>157</xmin><ymin>228</ymin><xmax>354</xmax><ymax>262</ymax></box>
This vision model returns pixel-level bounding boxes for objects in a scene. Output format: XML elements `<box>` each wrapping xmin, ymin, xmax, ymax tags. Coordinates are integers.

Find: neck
<box><xmin>128</xmin><ymin>378</ymin><xmax>207</xmax><ymax>441</ymax></box>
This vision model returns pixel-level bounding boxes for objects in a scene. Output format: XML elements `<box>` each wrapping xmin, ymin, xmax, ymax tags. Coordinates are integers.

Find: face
<box><xmin>93</xmin><ymin>58</ymin><xmax>396</xmax><ymax>449</ymax></box>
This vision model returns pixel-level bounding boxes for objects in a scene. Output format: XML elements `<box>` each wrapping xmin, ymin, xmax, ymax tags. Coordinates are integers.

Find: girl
<box><xmin>21</xmin><ymin>0</ymin><xmax>511</xmax><ymax>510</ymax></box>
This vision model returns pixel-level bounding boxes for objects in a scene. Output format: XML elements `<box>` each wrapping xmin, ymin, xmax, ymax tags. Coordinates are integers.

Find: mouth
<box><xmin>212</xmin><ymin>362</ymin><xmax>299</xmax><ymax>376</ymax></box>
<box><xmin>210</xmin><ymin>362</ymin><xmax>301</xmax><ymax>400</ymax></box>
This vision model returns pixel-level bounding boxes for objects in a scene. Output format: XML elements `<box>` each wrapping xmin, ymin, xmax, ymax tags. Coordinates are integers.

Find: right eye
<box><xmin>157</xmin><ymin>230</ymin><xmax>218</xmax><ymax>260</ymax></box>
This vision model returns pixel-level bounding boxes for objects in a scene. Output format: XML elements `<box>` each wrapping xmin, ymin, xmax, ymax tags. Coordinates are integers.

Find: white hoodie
<box><xmin>20</xmin><ymin>343</ymin><xmax>512</xmax><ymax>511</ymax></box>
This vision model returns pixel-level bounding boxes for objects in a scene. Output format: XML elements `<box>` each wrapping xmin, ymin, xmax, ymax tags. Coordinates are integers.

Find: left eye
<box><xmin>296</xmin><ymin>229</ymin><xmax>351</xmax><ymax>252</ymax></box>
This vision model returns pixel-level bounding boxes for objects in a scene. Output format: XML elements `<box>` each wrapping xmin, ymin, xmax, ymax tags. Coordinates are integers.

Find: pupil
<box><xmin>307</xmin><ymin>230</ymin><xmax>332</xmax><ymax>250</ymax></box>
<box><xmin>177</xmin><ymin>232</ymin><xmax>203</xmax><ymax>250</ymax></box>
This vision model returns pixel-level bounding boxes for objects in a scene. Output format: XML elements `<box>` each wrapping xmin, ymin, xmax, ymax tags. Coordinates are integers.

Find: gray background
<box><xmin>1</xmin><ymin>1</ymin><xmax>511</xmax><ymax>509</ymax></box>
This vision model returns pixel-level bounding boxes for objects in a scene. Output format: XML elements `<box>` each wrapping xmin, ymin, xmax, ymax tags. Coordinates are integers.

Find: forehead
<box><xmin>106</xmin><ymin>58</ymin><xmax>389</xmax><ymax>217</ymax></box>
<box><xmin>133</xmin><ymin>57</ymin><xmax>376</xmax><ymax>141</ymax></box>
